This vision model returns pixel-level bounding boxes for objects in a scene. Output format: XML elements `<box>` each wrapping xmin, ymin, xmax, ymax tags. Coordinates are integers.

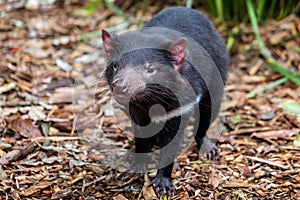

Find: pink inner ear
<box><xmin>102</xmin><ymin>30</ymin><xmax>112</xmax><ymax>52</ymax></box>
<box><xmin>102</xmin><ymin>30</ymin><xmax>111</xmax><ymax>42</ymax></box>
<box><xmin>170</xmin><ymin>38</ymin><xmax>187</xmax><ymax>71</ymax></box>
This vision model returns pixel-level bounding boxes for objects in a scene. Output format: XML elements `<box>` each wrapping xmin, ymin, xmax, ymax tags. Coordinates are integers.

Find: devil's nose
<box><xmin>114</xmin><ymin>84</ymin><xmax>128</xmax><ymax>94</ymax></box>
<box><xmin>112</xmin><ymin>79</ymin><xmax>128</xmax><ymax>94</ymax></box>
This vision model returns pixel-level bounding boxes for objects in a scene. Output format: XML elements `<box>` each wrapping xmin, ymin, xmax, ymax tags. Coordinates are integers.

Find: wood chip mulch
<box><xmin>0</xmin><ymin>1</ymin><xmax>299</xmax><ymax>199</ymax></box>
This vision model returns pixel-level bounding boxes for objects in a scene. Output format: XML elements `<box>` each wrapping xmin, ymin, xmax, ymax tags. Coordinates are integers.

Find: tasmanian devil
<box><xmin>102</xmin><ymin>6</ymin><xmax>229</xmax><ymax>199</ymax></box>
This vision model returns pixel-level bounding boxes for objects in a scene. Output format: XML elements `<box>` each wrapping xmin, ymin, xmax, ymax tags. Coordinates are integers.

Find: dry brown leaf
<box><xmin>0</xmin><ymin>142</ymin><xmax>35</xmax><ymax>165</ymax></box>
<box><xmin>19</xmin><ymin>182</ymin><xmax>54</xmax><ymax>196</ymax></box>
<box><xmin>208</xmin><ymin>168</ymin><xmax>221</xmax><ymax>189</ymax></box>
<box><xmin>0</xmin><ymin>150</ymin><xmax>20</xmax><ymax>165</ymax></box>
<box><xmin>112</xmin><ymin>194</ymin><xmax>129</xmax><ymax>200</ymax></box>
<box><xmin>140</xmin><ymin>174</ymin><xmax>158</xmax><ymax>200</ymax></box>
<box><xmin>9</xmin><ymin>118</ymin><xmax>42</xmax><ymax>138</ymax></box>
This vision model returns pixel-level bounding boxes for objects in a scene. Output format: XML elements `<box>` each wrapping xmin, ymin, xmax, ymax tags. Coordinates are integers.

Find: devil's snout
<box><xmin>112</xmin><ymin>78</ymin><xmax>128</xmax><ymax>94</ymax></box>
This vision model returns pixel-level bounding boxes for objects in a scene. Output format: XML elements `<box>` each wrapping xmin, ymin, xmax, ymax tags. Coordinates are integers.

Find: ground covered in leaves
<box><xmin>0</xmin><ymin>1</ymin><xmax>300</xmax><ymax>200</ymax></box>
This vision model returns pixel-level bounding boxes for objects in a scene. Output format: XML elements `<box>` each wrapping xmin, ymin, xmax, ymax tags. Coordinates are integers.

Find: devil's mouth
<box><xmin>113</xmin><ymin>91</ymin><xmax>146</xmax><ymax>105</ymax></box>
<box><xmin>113</xmin><ymin>93</ymin><xmax>130</xmax><ymax>104</ymax></box>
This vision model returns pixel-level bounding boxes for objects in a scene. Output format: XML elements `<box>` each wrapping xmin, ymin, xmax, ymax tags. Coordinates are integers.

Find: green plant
<box><xmin>246</xmin><ymin>0</ymin><xmax>300</xmax><ymax>86</ymax></box>
<box><xmin>204</xmin><ymin>0</ymin><xmax>300</xmax><ymax>24</ymax></box>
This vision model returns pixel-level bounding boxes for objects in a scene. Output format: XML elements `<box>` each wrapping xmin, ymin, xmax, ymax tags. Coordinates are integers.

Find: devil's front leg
<box><xmin>151</xmin><ymin>116</ymin><xmax>186</xmax><ymax>199</ymax></box>
<box><xmin>119</xmin><ymin>123</ymin><xmax>154</xmax><ymax>180</ymax></box>
<box><xmin>194</xmin><ymin>96</ymin><xmax>220</xmax><ymax>161</ymax></box>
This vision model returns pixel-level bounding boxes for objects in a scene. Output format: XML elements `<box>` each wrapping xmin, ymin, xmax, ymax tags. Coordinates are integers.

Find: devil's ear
<box><xmin>102</xmin><ymin>29</ymin><xmax>112</xmax><ymax>53</ymax></box>
<box><xmin>169</xmin><ymin>38</ymin><xmax>187</xmax><ymax>71</ymax></box>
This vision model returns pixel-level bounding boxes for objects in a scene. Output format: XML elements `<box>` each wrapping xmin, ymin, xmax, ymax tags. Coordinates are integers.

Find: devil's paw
<box><xmin>151</xmin><ymin>176</ymin><xmax>176</xmax><ymax>199</ymax></box>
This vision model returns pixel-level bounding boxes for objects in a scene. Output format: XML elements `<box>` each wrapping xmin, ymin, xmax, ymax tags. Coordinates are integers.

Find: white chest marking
<box><xmin>150</xmin><ymin>95</ymin><xmax>201</xmax><ymax>123</ymax></box>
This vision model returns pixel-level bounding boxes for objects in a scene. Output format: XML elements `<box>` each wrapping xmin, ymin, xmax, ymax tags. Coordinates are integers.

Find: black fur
<box><xmin>103</xmin><ymin>6</ymin><xmax>229</xmax><ymax>199</ymax></box>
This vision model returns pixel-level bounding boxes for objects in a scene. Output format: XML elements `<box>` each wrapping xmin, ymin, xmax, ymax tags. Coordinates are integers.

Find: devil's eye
<box><xmin>110</xmin><ymin>64</ymin><xmax>118</xmax><ymax>72</ymax></box>
<box><xmin>146</xmin><ymin>65</ymin><xmax>156</xmax><ymax>74</ymax></box>
<box><xmin>147</xmin><ymin>68</ymin><xmax>154</xmax><ymax>73</ymax></box>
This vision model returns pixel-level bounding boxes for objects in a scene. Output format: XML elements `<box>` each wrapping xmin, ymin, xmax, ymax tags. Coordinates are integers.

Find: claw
<box><xmin>199</xmin><ymin>136</ymin><xmax>220</xmax><ymax>161</ymax></box>
<box><xmin>205</xmin><ymin>146</ymin><xmax>220</xmax><ymax>161</ymax></box>
<box><xmin>151</xmin><ymin>176</ymin><xmax>175</xmax><ymax>199</ymax></box>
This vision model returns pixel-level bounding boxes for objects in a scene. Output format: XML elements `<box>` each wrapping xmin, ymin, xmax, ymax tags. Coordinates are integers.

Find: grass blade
<box><xmin>215</xmin><ymin>0</ymin><xmax>224</xmax><ymax>21</ymax></box>
<box><xmin>256</xmin><ymin>0</ymin><xmax>266</xmax><ymax>23</ymax></box>
<box><xmin>246</xmin><ymin>77</ymin><xmax>288</xmax><ymax>98</ymax></box>
<box><xmin>186</xmin><ymin>0</ymin><xmax>193</xmax><ymax>8</ymax></box>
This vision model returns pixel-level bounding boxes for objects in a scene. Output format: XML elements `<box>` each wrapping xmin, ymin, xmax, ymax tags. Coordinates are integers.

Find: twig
<box><xmin>26</xmin><ymin>136</ymin><xmax>81</xmax><ymax>142</ymax></box>
<box><xmin>82</xmin><ymin>176</ymin><xmax>106</xmax><ymax>188</ymax></box>
<box><xmin>224</xmin><ymin>126</ymin><xmax>272</xmax><ymax>135</ymax></box>
<box><xmin>71</xmin><ymin>115</ymin><xmax>77</xmax><ymax>136</ymax></box>
<box><xmin>246</xmin><ymin>156</ymin><xmax>289</xmax><ymax>170</ymax></box>
<box><xmin>280</xmin><ymin>146</ymin><xmax>300</xmax><ymax>151</ymax></box>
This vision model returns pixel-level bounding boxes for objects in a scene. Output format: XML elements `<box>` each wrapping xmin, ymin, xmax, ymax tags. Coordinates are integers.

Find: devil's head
<box><xmin>102</xmin><ymin>29</ymin><xmax>192</xmax><ymax>107</ymax></box>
